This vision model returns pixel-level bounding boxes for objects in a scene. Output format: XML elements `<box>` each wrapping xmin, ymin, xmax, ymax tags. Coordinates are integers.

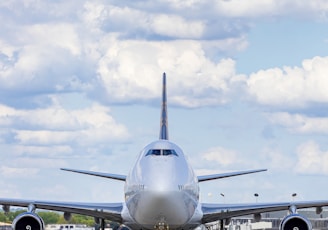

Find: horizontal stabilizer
<box><xmin>198</xmin><ymin>169</ymin><xmax>267</xmax><ymax>182</ymax></box>
<box><xmin>61</xmin><ymin>168</ymin><xmax>126</xmax><ymax>181</ymax></box>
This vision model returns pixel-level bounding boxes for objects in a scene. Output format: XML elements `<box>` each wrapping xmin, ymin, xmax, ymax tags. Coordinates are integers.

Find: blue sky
<box><xmin>1</xmin><ymin>0</ymin><xmax>328</xmax><ymax>204</ymax></box>
<box><xmin>237</xmin><ymin>20</ymin><xmax>328</xmax><ymax>73</ymax></box>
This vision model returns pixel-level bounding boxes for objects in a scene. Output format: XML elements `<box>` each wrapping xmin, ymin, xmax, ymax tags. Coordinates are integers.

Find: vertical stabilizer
<box><xmin>159</xmin><ymin>73</ymin><xmax>169</xmax><ymax>140</ymax></box>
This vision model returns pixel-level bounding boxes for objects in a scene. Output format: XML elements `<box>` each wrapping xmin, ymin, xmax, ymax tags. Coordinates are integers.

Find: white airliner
<box><xmin>1</xmin><ymin>73</ymin><xmax>328</xmax><ymax>230</ymax></box>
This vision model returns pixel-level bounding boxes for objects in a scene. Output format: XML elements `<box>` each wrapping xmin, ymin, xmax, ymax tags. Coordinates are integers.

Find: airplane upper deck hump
<box><xmin>159</xmin><ymin>72</ymin><xmax>169</xmax><ymax>140</ymax></box>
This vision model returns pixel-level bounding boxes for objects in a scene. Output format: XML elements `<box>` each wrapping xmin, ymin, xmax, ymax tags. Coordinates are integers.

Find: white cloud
<box><xmin>0</xmin><ymin>101</ymin><xmax>130</xmax><ymax>146</ymax></box>
<box><xmin>295</xmin><ymin>141</ymin><xmax>328</xmax><ymax>174</ymax></box>
<box><xmin>0</xmin><ymin>166</ymin><xmax>39</xmax><ymax>178</ymax></box>
<box><xmin>26</xmin><ymin>23</ymin><xmax>81</xmax><ymax>55</ymax></box>
<box><xmin>0</xmin><ymin>182</ymin><xmax>21</xmax><ymax>198</ymax></box>
<box><xmin>268</xmin><ymin>112</ymin><xmax>328</xmax><ymax>134</ymax></box>
<box><xmin>13</xmin><ymin>145</ymin><xmax>73</xmax><ymax>158</ymax></box>
<box><xmin>151</xmin><ymin>14</ymin><xmax>204</xmax><ymax>39</ymax></box>
<box><xmin>162</xmin><ymin>0</ymin><xmax>328</xmax><ymax>22</ymax></box>
<box><xmin>96</xmin><ymin>38</ymin><xmax>246</xmax><ymax>107</ymax></box>
<box><xmin>247</xmin><ymin>56</ymin><xmax>328</xmax><ymax>107</ymax></box>
<box><xmin>192</xmin><ymin>142</ymin><xmax>302</xmax><ymax>176</ymax></box>
<box><xmin>214</xmin><ymin>0</ymin><xmax>328</xmax><ymax>20</ymax></box>
<box><xmin>216</xmin><ymin>0</ymin><xmax>279</xmax><ymax>18</ymax></box>
<box><xmin>0</xmin><ymin>99</ymin><xmax>130</xmax><ymax>182</ymax></box>
<box><xmin>258</xmin><ymin>147</ymin><xmax>294</xmax><ymax>172</ymax></box>
<box><xmin>0</xmin><ymin>0</ymin><xmax>251</xmax><ymax>108</ymax></box>
<box><xmin>0</xmin><ymin>104</ymin><xmax>17</xmax><ymax>125</ymax></box>
<box><xmin>164</xmin><ymin>0</ymin><xmax>204</xmax><ymax>9</ymax></box>
<box><xmin>81</xmin><ymin>2</ymin><xmax>205</xmax><ymax>39</ymax></box>
<box><xmin>2</xmin><ymin>0</ymin><xmax>326</xmax><ymax>110</ymax></box>
<box><xmin>201</xmin><ymin>147</ymin><xmax>239</xmax><ymax>166</ymax></box>
<box><xmin>190</xmin><ymin>146</ymin><xmax>251</xmax><ymax>174</ymax></box>
<box><xmin>0</xmin><ymin>41</ymin><xmax>92</xmax><ymax>95</ymax></box>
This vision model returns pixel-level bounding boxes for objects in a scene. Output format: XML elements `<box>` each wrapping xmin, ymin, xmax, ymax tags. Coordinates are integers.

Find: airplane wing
<box><xmin>198</xmin><ymin>169</ymin><xmax>267</xmax><ymax>182</ymax></box>
<box><xmin>0</xmin><ymin>198</ymin><xmax>123</xmax><ymax>222</ymax></box>
<box><xmin>60</xmin><ymin>168</ymin><xmax>126</xmax><ymax>181</ymax></box>
<box><xmin>201</xmin><ymin>200</ymin><xmax>328</xmax><ymax>223</ymax></box>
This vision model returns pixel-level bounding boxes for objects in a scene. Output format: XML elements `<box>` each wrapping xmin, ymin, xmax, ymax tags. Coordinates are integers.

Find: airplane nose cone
<box><xmin>131</xmin><ymin>190</ymin><xmax>194</xmax><ymax>229</ymax></box>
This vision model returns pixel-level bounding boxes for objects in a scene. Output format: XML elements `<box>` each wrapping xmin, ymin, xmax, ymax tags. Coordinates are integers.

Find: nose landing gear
<box><xmin>154</xmin><ymin>217</ymin><xmax>169</xmax><ymax>230</ymax></box>
<box><xmin>154</xmin><ymin>222</ymin><xmax>169</xmax><ymax>230</ymax></box>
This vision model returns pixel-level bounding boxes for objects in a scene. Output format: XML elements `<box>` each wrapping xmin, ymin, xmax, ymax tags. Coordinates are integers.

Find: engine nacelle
<box><xmin>12</xmin><ymin>212</ymin><xmax>45</xmax><ymax>230</ymax></box>
<box><xmin>280</xmin><ymin>213</ymin><xmax>312</xmax><ymax>230</ymax></box>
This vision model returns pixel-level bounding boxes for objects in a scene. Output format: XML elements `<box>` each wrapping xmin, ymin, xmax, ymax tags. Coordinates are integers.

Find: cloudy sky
<box><xmin>1</xmin><ymin>0</ymin><xmax>328</xmax><ymax>205</ymax></box>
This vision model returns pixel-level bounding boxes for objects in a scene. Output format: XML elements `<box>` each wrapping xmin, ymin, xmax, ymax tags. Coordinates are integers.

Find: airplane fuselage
<box><xmin>124</xmin><ymin>140</ymin><xmax>201</xmax><ymax>229</ymax></box>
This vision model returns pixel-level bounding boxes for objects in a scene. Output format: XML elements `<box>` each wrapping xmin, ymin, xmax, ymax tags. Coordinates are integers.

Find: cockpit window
<box><xmin>146</xmin><ymin>149</ymin><xmax>178</xmax><ymax>156</ymax></box>
<box><xmin>162</xmin><ymin>149</ymin><xmax>177</xmax><ymax>156</ymax></box>
<box><xmin>151</xmin><ymin>149</ymin><xmax>161</xmax><ymax>156</ymax></box>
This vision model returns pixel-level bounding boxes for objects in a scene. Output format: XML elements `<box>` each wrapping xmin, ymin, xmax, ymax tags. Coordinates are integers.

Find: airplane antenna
<box><xmin>159</xmin><ymin>72</ymin><xmax>169</xmax><ymax>140</ymax></box>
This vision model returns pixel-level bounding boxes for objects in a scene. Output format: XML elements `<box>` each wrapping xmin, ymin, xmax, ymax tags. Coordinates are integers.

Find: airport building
<box><xmin>0</xmin><ymin>222</ymin><xmax>11</xmax><ymax>230</ymax></box>
<box><xmin>206</xmin><ymin>209</ymin><xmax>328</xmax><ymax>230</ymax></box>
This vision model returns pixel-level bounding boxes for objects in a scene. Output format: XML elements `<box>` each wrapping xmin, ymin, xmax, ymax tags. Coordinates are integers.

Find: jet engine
<box><xmin>279</xmin><ymin>213</ymin><xmax>312</xmax><ymax>230</ymax></box>
<box><xmin>12</xmin><ymin>212</ymin><xmax>45</xmax><ymax>230</ymax></box>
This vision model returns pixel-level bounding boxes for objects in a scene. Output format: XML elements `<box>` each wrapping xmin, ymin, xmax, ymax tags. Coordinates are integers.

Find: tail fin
<box><xmin>159</xmin><ymin>72</ymin><xmax>169</xmax><ymax>140</ymax></box>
